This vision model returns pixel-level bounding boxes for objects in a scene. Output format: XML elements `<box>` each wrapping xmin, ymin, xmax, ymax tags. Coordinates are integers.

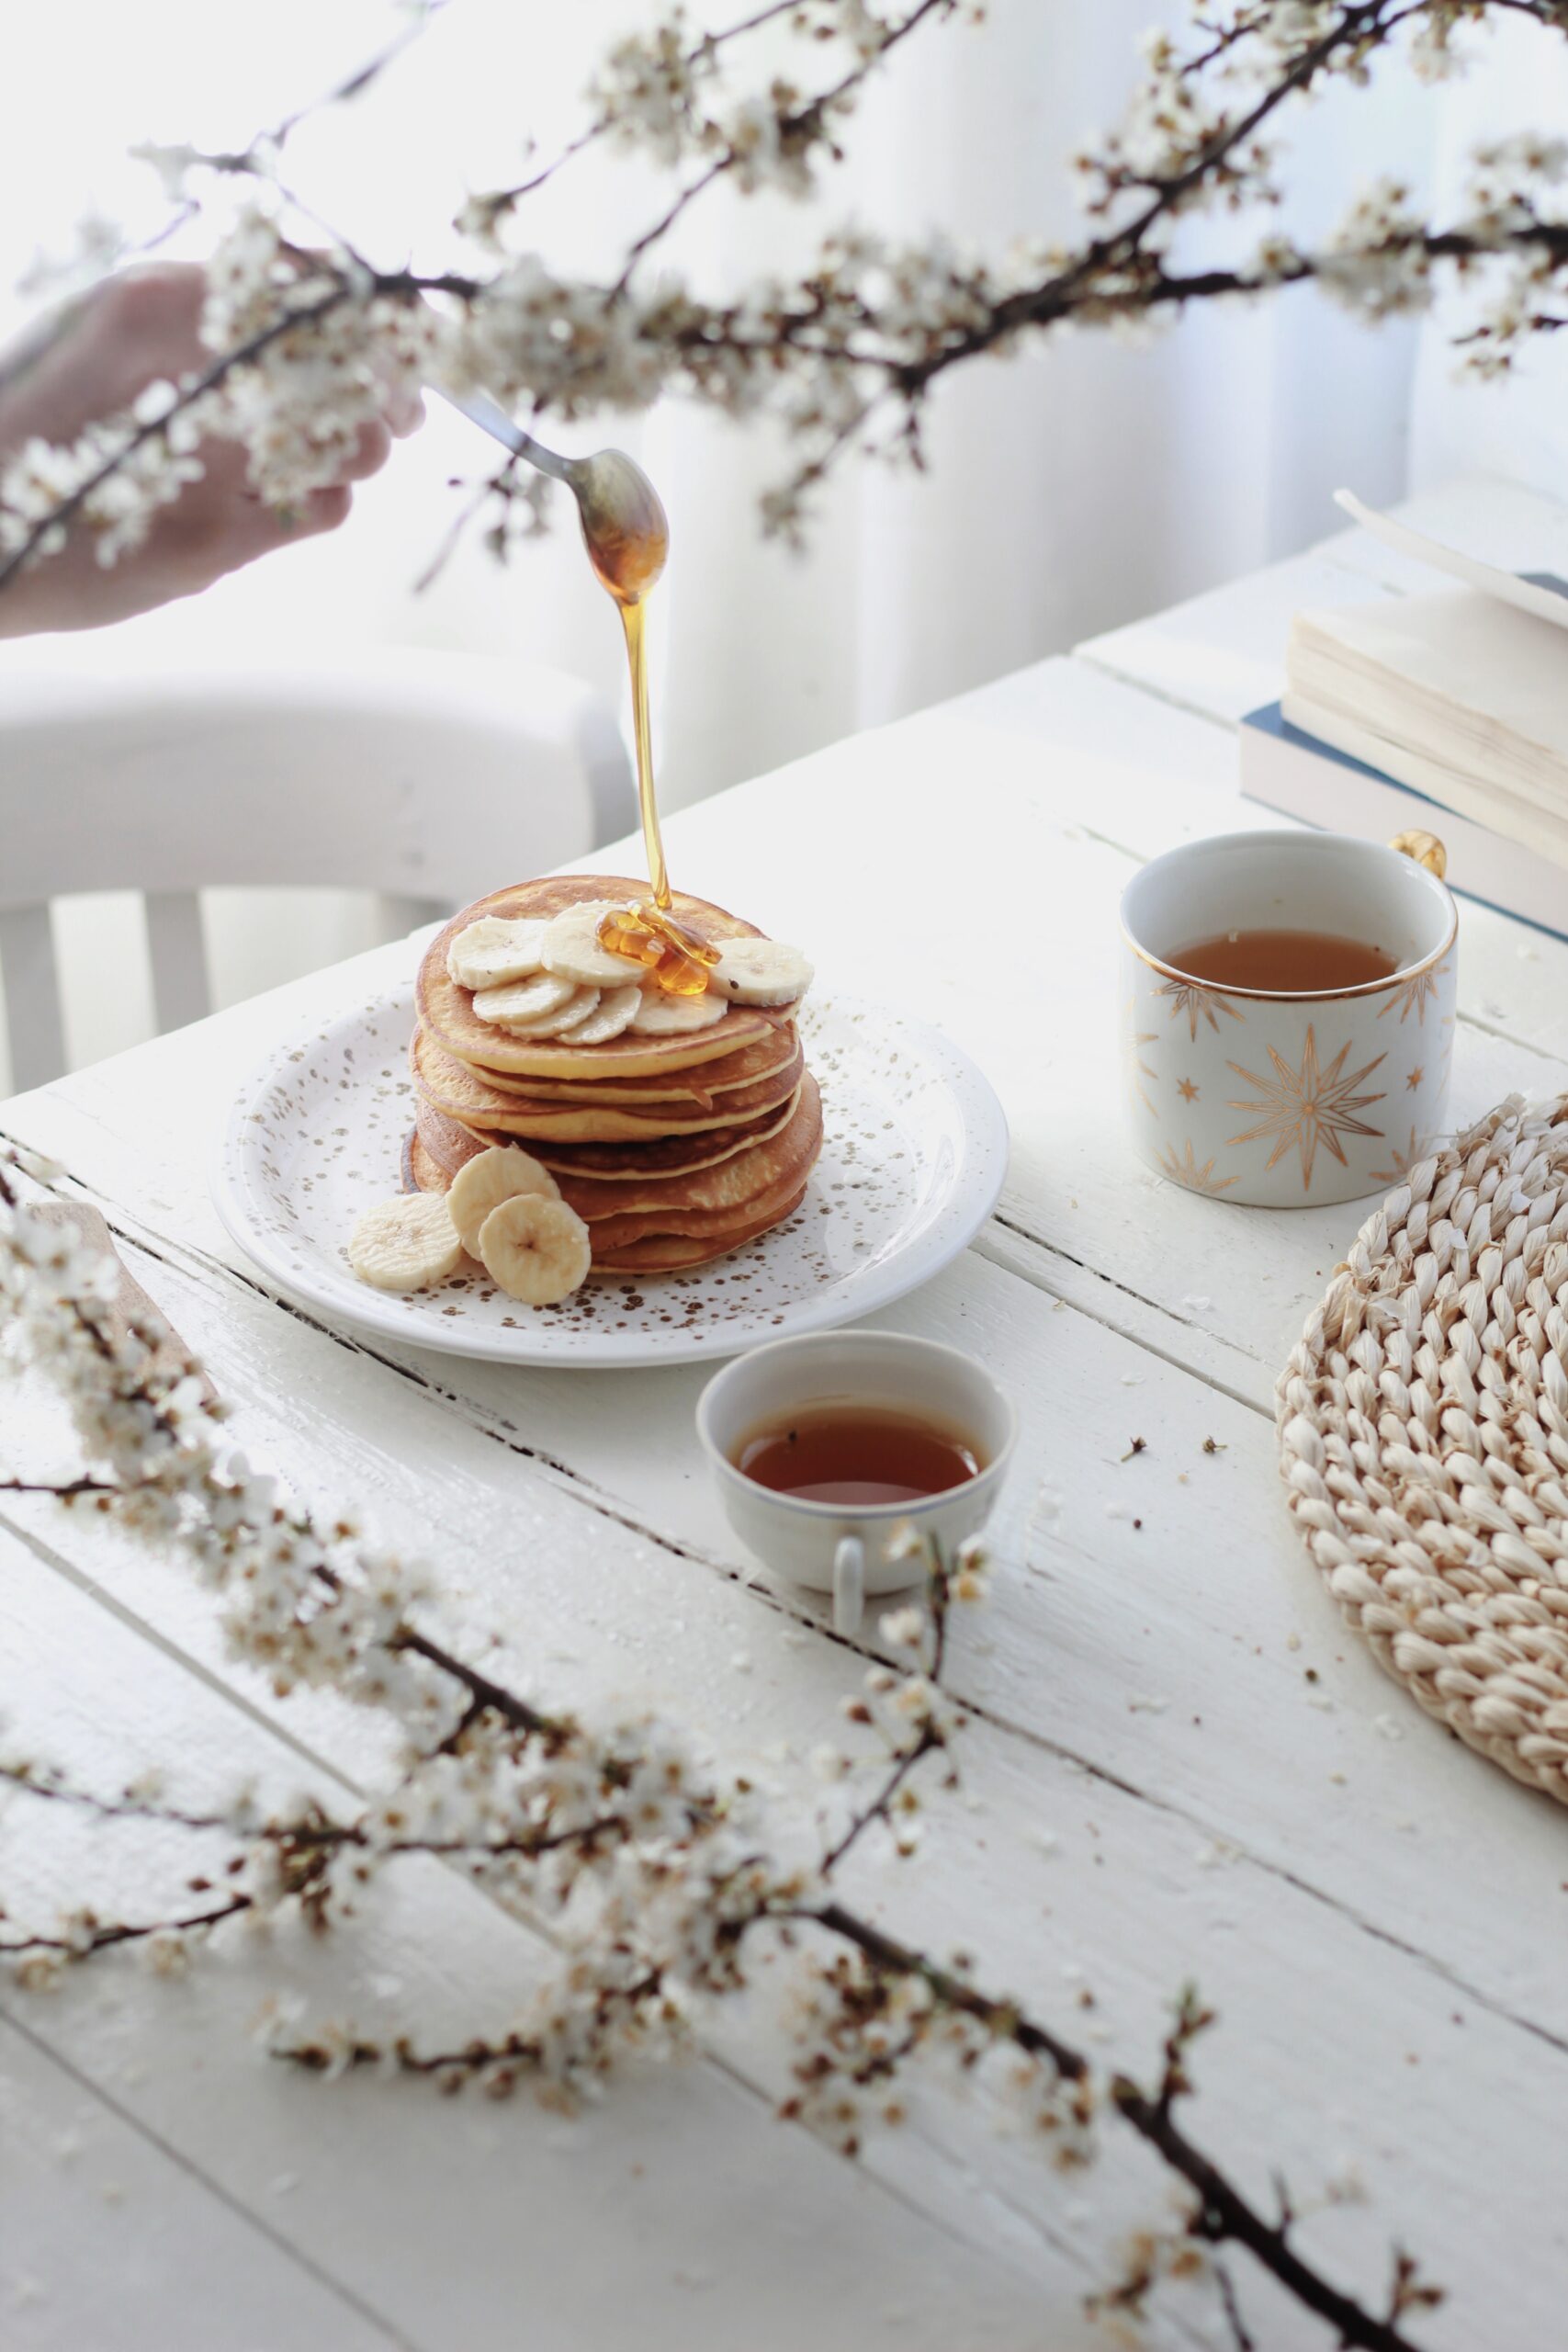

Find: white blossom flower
<box><xmin>879</xmin><ymin>1605</ymin><xmax>926</xmax><ymax>1649</ymax></box>
<box><xmin>14</xmin><ymin>1949</ymin><xmax>66</xmax><ymax>1993</ymax></box>
<box><xmin>144</xmin><ymin>1928</ymin><xmax>193</xmax><ymax>1978</ymax></box>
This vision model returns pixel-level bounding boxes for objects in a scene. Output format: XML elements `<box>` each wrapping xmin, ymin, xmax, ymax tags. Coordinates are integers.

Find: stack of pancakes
<box><xmin>406</xmin><ymin>875</ymin><xmax>821</xmax><ymax>1274</ymax></box>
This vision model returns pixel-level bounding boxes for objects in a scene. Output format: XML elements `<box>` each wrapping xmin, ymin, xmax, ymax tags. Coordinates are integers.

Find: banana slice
<box><xmin>478</xmin><ymin>1194</ymin><xmax>593</xmax><ymax>1306</ymax></box>
<box><xmin>446</xmin><ymin>917</ymin><xmax>547</xmax><ymax>991</ymax></box>
<box><xmin>627</xmin><ymin>987</ymin><xmax>728</xmax><ymax>1035</ymax></box>
<box><xmin>539</xmin><ymin>902</ymin><xmax>649</xmax><ymax>989</ymax></box>
<box><xmin>473</xmin><ymin>971</ymin><xmax>581</xmax><ymax>1028</ymax></box>
<box><xmin>709</xmin><ymin>938</ymin><xmax>814</xmax><ymax>1006</ymax></box>
<box><xmin>489</xmin><ymin>984</ymin><xmax>602</xmax><ymax>1038</ymax></box>
<box><xmin>448</xmin><ymin>1145</ymin><xmax>561</xmax><ymax>1255</ymax></box>
<box><xmin>348</xmin><ymin>1194</ymin><xmax>463</xmax><ymax>1292</ymax></box>
<box><xmin>554</xmin><ymin>982</ymin><xmax>644</xmax><ymax>1046</ymax></box>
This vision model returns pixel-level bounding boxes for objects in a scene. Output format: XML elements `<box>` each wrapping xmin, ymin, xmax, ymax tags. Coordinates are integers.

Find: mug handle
<box><xmin>1389</xmin><ymin>829</ymin><xmax>1447</xmax><ymax>879</ymax></box>
<box><xmin>832</xmin><ymin>1535</ymin><xmax>864</xmax><ymax>1637</ymax></box>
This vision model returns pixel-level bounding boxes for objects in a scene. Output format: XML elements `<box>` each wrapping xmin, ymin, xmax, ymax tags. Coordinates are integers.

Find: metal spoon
<box><xmin>439</xmin><ymin>388</ymin><xmax>668</xmax><ymax>605</ymax></box>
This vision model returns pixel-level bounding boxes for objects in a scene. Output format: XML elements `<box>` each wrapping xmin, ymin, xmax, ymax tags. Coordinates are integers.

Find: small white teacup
<box><xmin>696</xmin><ymin>1331</ymin><xmax>1017</xmax><ymax>1635</ymax></box>
<box><xmin>1119</xmin><ymin>829</ymin><xmax>1459</xmax><ymax>1208</ymax></box>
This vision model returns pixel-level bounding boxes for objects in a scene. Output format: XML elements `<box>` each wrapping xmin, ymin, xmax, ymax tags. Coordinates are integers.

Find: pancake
<box><xmin>578</xmin><ymin>1162</ymin><xmax>813</xmax><ymax>1252</ymax></box>
<box><xmin>405</xmin><ymin>1137</ymin><xmax>811</xmax><ymax>1272</ymax></box>
<box><xmin>465</xmin><ymin>1020</ymin><xmax>797</xmax><ymax>1108</ymax></box>
<box><xmin>414</xmin><ymin>1096</ymin><xmax>491</xmax><ymax>1182</ymax></box>
<box><xmin>412</xmin><ymin>1082</ymin><xmax>818</xmax><ymax>1246</ymax></box>
<box><xmin>437</xmin><ymin>1091</ymin><xmax>805</xmax><ymax>1182</ymax></box>
<box><xmin>532</xmin><ymin>1094</ymin><xmax>800</xmax><ymax>1180</ymax></box>
<box><xmin>592</xmin><ymin>1184</ymin><xmax>809</xmax><ymax>1272</ymax></box>
<box><xmin>412</xmin><ymin>1025</ymin><xmax>805</xmax><ymax>1143</ymax></box>
<box><xmin>420</xmin><ymin>876</ymin><xmax>773</xmax><ymax>1080</ymax></box>
<box><xmin>556</xmin><ymin>1076</ymin><xmax>822</xmax><ymax>1225</ymax></box>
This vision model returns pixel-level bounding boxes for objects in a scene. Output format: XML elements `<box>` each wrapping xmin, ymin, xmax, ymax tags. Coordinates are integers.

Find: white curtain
<box><xmin>0</xmin><ymin>3</ymin><xmax>1490</xmax><ymax>1074</ymax></box>
<box><xmin>1410</xmin><ymin>15</ymin><xmax>1568</xmax><ymax>503</ymax></box>
<box><xmin>663</xmin><ymin>0</ymin><xmax>1437</xmax><ymax>782</ymax></box>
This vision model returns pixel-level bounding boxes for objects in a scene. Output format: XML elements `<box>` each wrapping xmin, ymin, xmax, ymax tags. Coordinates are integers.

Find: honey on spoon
<box><xmin>437</xmin><ymin>392</ymin><xmax>716</xmax><ymax>994</ymax></box>
<box><xmin>569</xmin><ymin>450</ymin><xmax>719</xmax><ymax>997</ymax></box>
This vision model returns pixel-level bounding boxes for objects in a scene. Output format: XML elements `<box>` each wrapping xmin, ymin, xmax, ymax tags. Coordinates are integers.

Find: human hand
<box><xmin>0</xmin><ymin>262</ymin><xmax>422</xmax><ymax>637</ymax></box>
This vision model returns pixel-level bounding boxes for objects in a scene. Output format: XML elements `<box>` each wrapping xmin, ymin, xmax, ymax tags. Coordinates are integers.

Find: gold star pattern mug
<box><xmin>1118</xmin><ymin>829</ymin><xmax>1458</xmax><ymax>1207</ymax></box>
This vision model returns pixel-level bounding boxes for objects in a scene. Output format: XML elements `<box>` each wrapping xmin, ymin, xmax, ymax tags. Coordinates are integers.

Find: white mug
<box><xmin>695</xmin><ymin>1331</ymin><xmax>1018</xmax><ymax>1634</ymax></box>
<box><xmin>1119</xmin><ymin>829</ymin><xmax>1459</xmax><ymax>1208</ymax></box>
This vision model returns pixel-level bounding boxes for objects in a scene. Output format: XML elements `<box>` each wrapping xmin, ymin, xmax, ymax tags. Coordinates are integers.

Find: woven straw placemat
<box><xmin>1278</xmin><ymin>1093</ymin><xmax>1568</xmax><ymax>1805</ymax></box>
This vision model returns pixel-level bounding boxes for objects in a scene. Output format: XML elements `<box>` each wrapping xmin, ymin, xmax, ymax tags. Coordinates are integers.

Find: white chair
<box><xmin>0</xmin><ymin>646</ymin><xmax>633</xmax><ymax>1091</ymax></box>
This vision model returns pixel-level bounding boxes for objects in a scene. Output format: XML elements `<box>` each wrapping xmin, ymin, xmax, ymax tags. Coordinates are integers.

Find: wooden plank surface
<box><xmin>6</xmin><ymin>476</ymin><xmax>1568</xmax><ymax>2349</ymax></box>
<box><xmin>1</xmin><ymin>2021</ymin><xmax>403</xmax><ymax>2352</ymax></box>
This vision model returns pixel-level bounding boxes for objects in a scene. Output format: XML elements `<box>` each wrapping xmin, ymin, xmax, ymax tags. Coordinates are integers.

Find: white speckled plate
<box><xmin>212</xmin><ymin>986</ymin><xmax>1009</xmax><ymax>1368</ymax></box>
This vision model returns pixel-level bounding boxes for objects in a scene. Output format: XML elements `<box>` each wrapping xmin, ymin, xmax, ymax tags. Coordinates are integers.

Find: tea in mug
<box><xmin>1168</xmin><ymin>927</ymin><xmax>1397</xmax><ymax>992</ymax></box>
<box><xmin>734</xmin><ymin>1404</ymin><xmax>981</xmax><ymax>1508</ymax></box>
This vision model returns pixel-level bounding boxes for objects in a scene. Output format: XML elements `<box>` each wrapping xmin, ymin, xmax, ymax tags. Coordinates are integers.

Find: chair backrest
<box><xmin>0</xmin><ymin>647</ymin><xmax>633</xmax><ymax>1092</ymax></box>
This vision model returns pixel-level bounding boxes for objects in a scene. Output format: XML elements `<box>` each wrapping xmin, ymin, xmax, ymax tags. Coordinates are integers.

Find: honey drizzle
<box><xmin>616</xmin><ymin>594</ymin><xmax>671</xmax><ymax>913</ymax></box>
<box><xmin>589</xmin><ymin>509</ymin><xmax>717</xmax><ymax>993</ymax></box>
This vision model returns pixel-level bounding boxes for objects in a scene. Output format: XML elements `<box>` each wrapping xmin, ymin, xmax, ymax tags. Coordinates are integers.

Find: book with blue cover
<box><xmin>1239</xmin><ymin>492</ymin><xmax>1568</xmax><ymax>941</ymax></box>
<box><xmin>1240</xmin><ymin>701</ymin><xmax>1568</xmax><ymax>941</ymax></box>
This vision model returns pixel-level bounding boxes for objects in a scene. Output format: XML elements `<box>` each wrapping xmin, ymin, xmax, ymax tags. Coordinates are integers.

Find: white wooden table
<box><xmin>5</xmin><ymin>475</ymin><xmax>1568</xmax><ymax>2352</ymax></box>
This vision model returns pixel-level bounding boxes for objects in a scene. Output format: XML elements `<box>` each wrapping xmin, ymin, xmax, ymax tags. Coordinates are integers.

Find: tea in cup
<box><xmin>696</xmin><ymin>1331</ymin><xmax>1017</xmax><ymax>1634</ymax></box>
<box><xmin>1118</xmin><ymin>829</ymin><xmax>1458</xmax><ymax>1207</ymax></box>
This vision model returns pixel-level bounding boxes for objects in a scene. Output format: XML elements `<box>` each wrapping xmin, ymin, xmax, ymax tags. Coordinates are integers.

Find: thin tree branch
<box><xmin>1109</xmin><ymin>2075</ymin><xmax>1428</xmax><ymax>2352</ymax></box>
<box><xmin>479</xmin><ymin>0</ymin><xmax>813</xmax><ymax>216</ymax></box>
<box><xmin>611</xmin><ymin>157</ymin><xmax>731</xmax><ymax>299</ymax></box>
<box><xmin>0</xmin><ymin>1894</ymin><xmax>252</xmax><ymax>1959</ymax></box>
<box><xmin>803</xmin><ymin>1899</ymin><xmax>1087</xmax><ymax>2079</ymax></box>
<box><xmin>284</xmin><ymin>1967</ymin><xmax>670</xmax><ymax>2080</ymax></box>
<box><xmin>818</xmin><ymin>1727</ymin><xmax>938</xmax><ymax>1875</ymax></box>
<box><xmin>608</xmin><ymin>0</ymin><xmax>953</xmax><ymax>296</ymax></box>
<box><xmin>265</xmin><ymin>0</ymin><xmax>454</xmax><ymax>153</ymax></box>
<box><xmin>0</xmin><ymin>1760</ymin><xmax>650</xmax><ymax>1862</ymax></box>
<box><xmin>0</xmin><ymin>1476</ymin><xmax>120</xmax><ymax>1498</ymax></box>
<box><xmin>390</xmin><ymin>1624</ymin><xmax>569</xmax><ymax>1746</ymax></box>
<box><xmin>412</xmin><ymin>451</ymin><xmax>522</xmax><ymax>594</ymax></box>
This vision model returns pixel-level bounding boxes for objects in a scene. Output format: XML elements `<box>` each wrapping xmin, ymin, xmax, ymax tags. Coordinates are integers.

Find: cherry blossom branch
<box><xmin>469</xmin><ymin>0</ymin><xmax>870</xmax><ymax>226</ymax></box>
<box><xmin>0</xmin><ymin>1894</ymin><xmax>253</xmax><ymax>1962</ymax></box>
<box><xmin>0</xmin><ymin>1476</ymin><xmax>120</xmax><ymax>1497</ymax></box>
<box><xmin>1108</xmin><ymin>2075</ymin><xmax>1437</xmax><ymax>2347</ymax></box>
<box><xmin>8</xmin><ymin>1</ymin><xmax>1568</xmax><ymax>573</ymax></box>
<box><xmin>817</xmin><ymin>1728</ymin><xmax>937</xmax><ymax>1872</ymax></box>
<box><xmin>1214</xmin><ymin>2261</ymin><xmax>1259</xmax><ymax>2352</ymax></box>
<box><xmin>0</xmin><ymin>1761</ymin><xmax>675</xmax><ymax>1866</ymax></box>
<box><xmin>609</xmin><ymin>0</ymin><xmax>956</xmax><ymax>298</ymax></box>
<box><xmin>818</xmin><ymin>1565</ymin><xmax>952</xmax><ymax>1873</ymax></box>
<box><xmin>0</xmin><ymin>282</ymin><xmax>355</xmax><ymax>594</ymax></box>
<box><xmin>0</xmin><ymin>1736</ymin><xmax>1433</xmax><ymax>2349</ymax></box>
<box><xmin>610</xmin><ymin>157</ymin><xmax>733</xmax><ymax>299</ymax></box>
<box><xmin>287</xmin><ymin>1966</ymin><xmax>671</xmax><ymax>2087</ymax></box>
<box><xmin>389</xmin><ymin>1624</ymin><xmax>568</xmax><ymax>1746</ymax></box>
<box><xmin>801</xmin><ymin>1898</ymin><xmax>1087</xmax><ymax>2079</ymax></box>
<box><xmin>0</xmin><ymin>1354</ymin><xmax>1432</xmax><ymax>2352</ymax></box>
<box><xmin>269</xmin><ymin>0</ymin><xmax>452</xmax><ymax>146</ymax></box>
<box><xmin>889</xmin><ymin>216</ymin><xmax>1568</xmax><ymax>389</ymax></box>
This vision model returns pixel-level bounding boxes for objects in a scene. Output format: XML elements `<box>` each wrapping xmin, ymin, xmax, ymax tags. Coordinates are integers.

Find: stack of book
<box><xmin>1241</xmin><ymin>491</ymin><xmax>1568</xmax><ymax>939</ymax></box>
